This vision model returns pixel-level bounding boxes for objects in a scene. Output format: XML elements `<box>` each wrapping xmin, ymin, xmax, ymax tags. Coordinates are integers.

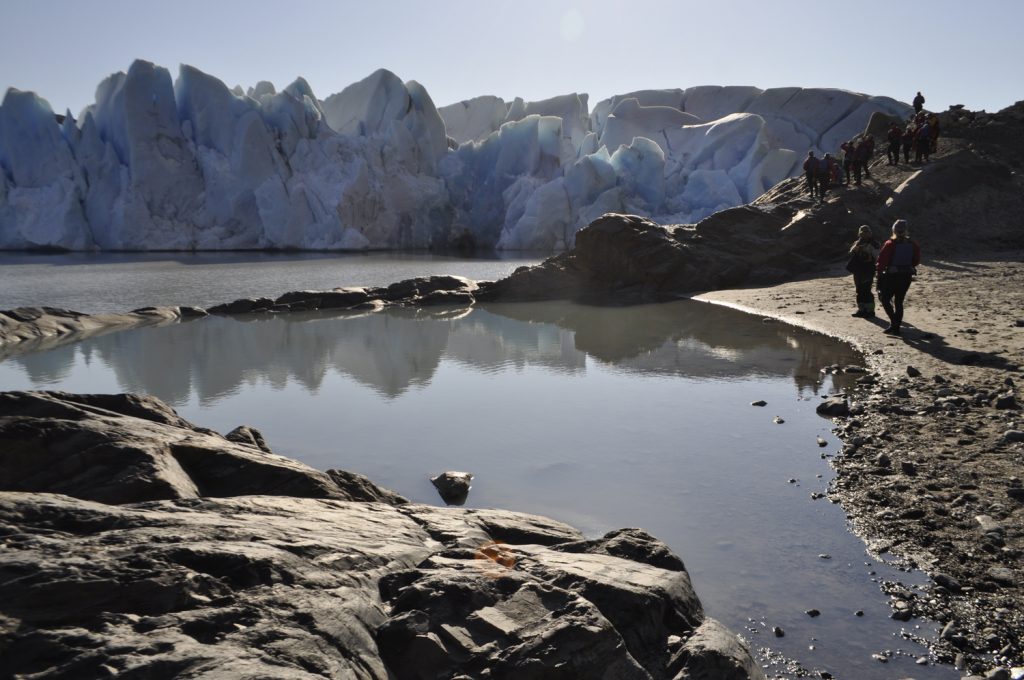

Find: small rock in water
<box><xmin>805</xmin><ymin>608</ymin><xmax>821</xmax><ymax>617</ymax></box>
<box><xmin>816</xmin><ymin>436</ymin><xmax>827</xmax><ymax>447</ymax></box>
<box><xmin>751</xmin><ymin>399</ymin><xmax>767</xmax><ymax>407</ymax></box>
<box><xmin>855</xmin><ymin>610</ymin><xmax>864</xmax><ymax>617</ymax></box>
<box><xmin>430</xmin><ymin>471</ymin><xmax>474</xmax><ymax>506</ymax></box>
<box><xmin>816</xmin><ymin>397</ymin><xmax>850</xmax><ymax>417</ymax></box>
<box><xmin>772</xmin><ymin>626</ymin><xmax>785</xmax><ymax>637</ymax></box>
<box><xmin>818</xmin><ymin>554</ymin><xmax>832</xmax><ymax>559</ymax></box>
<box><xmin>773</xmin><ymin>416</ymin><xmax>785</xmax><ymax>424</ymax></box>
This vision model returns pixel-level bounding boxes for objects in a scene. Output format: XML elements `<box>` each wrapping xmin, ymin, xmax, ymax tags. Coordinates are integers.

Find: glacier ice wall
<box><xmin>0</xmin><ymin>61</ymin><xmax>911</xmax><ymax>251</ymax></box>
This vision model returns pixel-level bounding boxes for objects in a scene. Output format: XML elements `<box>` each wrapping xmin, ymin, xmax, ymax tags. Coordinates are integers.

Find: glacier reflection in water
<box><xmin>0</xmin><ymin>300</ymin><xmax>954</xmax><ymax>679</ymax></box>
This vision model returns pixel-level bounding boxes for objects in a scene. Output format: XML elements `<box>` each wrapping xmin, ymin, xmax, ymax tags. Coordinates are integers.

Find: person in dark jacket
<box><xmin>848</xmin><ymin>225</ymin><xmax>880</xmax><ymax>317</ymax></box>
<box><xmin>817</xmin><ymin>155</ymin><xmax>832</xmax><ymax>202</ymax></box>
<box><xmin>886</xmin><ymin>124</ymin><xmax>902</xmax><ymax>164</ymax></box>
<box><xmin>876</xmin><ymin>219</ymin><xmax>922</xmax><ymax>335</ymax></box>
<box><xmin>803</xmin><ymin>151</ymin><xmax>817</xmax><ymax>198</ymax></box>
<box><xmin>841</xmin><ymin>141</ymin><xmax>856</xmax><ymax>185</ymax></box>
<box><xmin>913</xmin><ymin>91</ymin><xmax>925</xmax><ymax>113</ymax></box>
<box><xmin>862</xmin><ymin>136</ymin><xmax>875</xmax><ymax>177</ymax></box>
<box><xmin>915</xmin><ymin>121</ymin><xmax>931</xmax><ymax>163</ymax></box>
<box><xmin>853</xmin><ymin>138</ymin><xmax>871</xmax><ymax>185</ymax></box>
<box><xmin>902</xmin><ymin>126</ymin><xmax>915</xmax><ymax>163</ymax></box>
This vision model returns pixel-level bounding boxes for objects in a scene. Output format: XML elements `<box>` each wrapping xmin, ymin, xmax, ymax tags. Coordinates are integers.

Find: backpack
<box><xmin>888</xmin><ymin>242</ymin><xmax>913</xmax><ymax>266</ymax></box>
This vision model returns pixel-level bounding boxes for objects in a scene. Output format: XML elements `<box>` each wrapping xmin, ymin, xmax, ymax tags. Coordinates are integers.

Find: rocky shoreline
<box><xmin>699</xmin><ymin>256</ymin><xmax>1024</xmax><ymax>677</ymax></box>
<box><xmin>0</xmin><ymin>391</ymin><xmax>764</xmax><ymax>679</ymax></box>
<box><xmin>3</xmin><ymin>103</ymin><xmax>1023</xmax><ymax>678</ymax></box>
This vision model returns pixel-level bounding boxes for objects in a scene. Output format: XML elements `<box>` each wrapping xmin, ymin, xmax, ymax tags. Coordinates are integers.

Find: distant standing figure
<box><xmin>915</xmin><ymin>121</ymin><xmax>932</xmax><ymax>163</ymax></box>
<box><xmin>928</xmin><ymin>112</ymin><xmax>941</xmax><ymax>153</ymax></box>
<box><xmin>853</xmin><ymin>138</ymin><xmax>870</xmax><ymax>184</ymax></box>
<box><xmin>886</xmin><ymin>124</ymin><xmax>902</xmax><ymax>164</ymax></box>
<box><xmin>848</xmin><ymin>225</ymin><xmax>880</xmax><ymax>318</ymax></box>
<box><xmin>818</xmin><ymin>155</ymin><xmax>832</xmax><ymax>202</ymax></box>
<box><xmin>862</xmin><ymin>136</ymin><xmax>875</xmax><ymax>177</ymax></box>
<box><xmin>841</xmin><ymin>140</ymin><xmax>856</xmax><ymax>185</ymax></box>
<box><xmin>913</xmin><ymin>91</ymin><xmax>925</xmax><ymax>113</ymax></box>
<box><xmin>902</xmin><ymin>126</ymin><xmax>915</xmax><ymax>163</ymax></box>
<box><xmin>876</xmin><ymin>219</ymin><xmax>921</xmax><ymax>335</ymax></box>
<box><xmin>803</xmin><ymin>151</ymin><xmax>818</xmax><ymax>198</ymax></box>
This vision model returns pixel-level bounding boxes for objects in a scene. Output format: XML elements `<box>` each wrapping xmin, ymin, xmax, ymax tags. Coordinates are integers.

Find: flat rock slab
<box><xmin>0</xmin><ymin>390</ymin><xmax>764</xmax><ymax>679</ymax></box>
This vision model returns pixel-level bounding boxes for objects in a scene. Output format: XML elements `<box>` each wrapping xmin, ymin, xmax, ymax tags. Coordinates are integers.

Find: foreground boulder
<box><xmin>0</xmin><ymin>391</ymin><xmax>765</xmax><ymax>679</ymax></box>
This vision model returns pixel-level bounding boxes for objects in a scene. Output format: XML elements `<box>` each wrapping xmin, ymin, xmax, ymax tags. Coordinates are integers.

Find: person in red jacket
<box><xmin>876</xmin><ymin>219</ymin><xmax>922</xmax><ymax>335</ymax></box>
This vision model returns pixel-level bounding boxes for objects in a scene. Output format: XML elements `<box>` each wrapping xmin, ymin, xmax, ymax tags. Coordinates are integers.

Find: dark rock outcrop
<box><xmin>0</xmin><ymin>391</ymin><xmax>400</xmax><ymax>504</ymax></box>
<box><xmin>0</xmin><ymin>392</ymin><xmax>765</xmax><ymax>679</ymax></box>
<box><xmin>477</xmin><ymin>208</ymin><xmax>853</xmax><ymax>304</ymax></box>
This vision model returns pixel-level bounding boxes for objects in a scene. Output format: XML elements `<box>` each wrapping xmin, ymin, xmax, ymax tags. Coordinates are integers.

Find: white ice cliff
<box><xmin>0</xmin><ymin>61</ymin><xmax>911</xmax><ymax>251</ymax></box>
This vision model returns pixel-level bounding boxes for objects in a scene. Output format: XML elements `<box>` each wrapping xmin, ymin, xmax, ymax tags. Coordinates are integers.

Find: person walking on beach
<box><xmin>913</xmin><ymin>91</ymin><xmax>925</xmax><ymax>113</ymax></box>
<box><xmin>876</xmin><ymin>219</ymin><xmax>921</xmax><ymax>335</ymax></box>
<box><xmin>848</xmin><ymin>225</ymin><xmax>880</xmax><ymax>318</ymax></box>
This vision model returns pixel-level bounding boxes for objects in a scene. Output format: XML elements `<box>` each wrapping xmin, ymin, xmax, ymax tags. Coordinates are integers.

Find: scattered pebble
<box><xmin>805</xmin><ymin>608</ymin><xmax>821</xmax><ymax>617</ymax></box>
<box><xmin>773</xmin><ymin>416</ymin><xmax>785</xmax><ymax>424</ymax></box>
<box><xmin>772</xmin><ymin>626</ymin><xmax>785</xmax><ymax>637</ymax></box>
<box><xmin>751</xmin><ymin>400</ymin><xmax>767</xmax><ymax>407</ymax></box>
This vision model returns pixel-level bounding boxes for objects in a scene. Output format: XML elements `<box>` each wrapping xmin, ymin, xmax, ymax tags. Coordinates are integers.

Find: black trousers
<box><xmin>878</xmin><ymin>272</ymin><xmax>912</xmax><ymax>328</ymax></box>
<box><xmin>854</xmin><ymin>271</ymin><xmax>875</xmax><ymax>313</ymax></box>
<box><xmin>805</xmin><ymin>170</ymin><xmax>815</xmax><ymax>195</ymax></box>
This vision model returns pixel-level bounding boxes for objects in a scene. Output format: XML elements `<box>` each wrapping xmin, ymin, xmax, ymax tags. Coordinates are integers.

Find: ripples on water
<box><xmin>0</xmin><ymin>300</ymin><xmax>956</xmax><ymax>679</ymax></box>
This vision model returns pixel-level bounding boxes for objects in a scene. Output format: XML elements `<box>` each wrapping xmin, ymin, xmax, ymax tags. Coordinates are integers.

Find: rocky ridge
<box><xmin>0</xmin><ymin>391</ymin><xmax>764</xmax><ymax>679</ymax></box>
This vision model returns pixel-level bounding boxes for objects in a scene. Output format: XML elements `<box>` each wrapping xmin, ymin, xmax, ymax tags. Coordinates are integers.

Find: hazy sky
<box><xmin>1</xmin><ymin>0</ymin><xmax>1021</xmax><ymax>117</ymax></box>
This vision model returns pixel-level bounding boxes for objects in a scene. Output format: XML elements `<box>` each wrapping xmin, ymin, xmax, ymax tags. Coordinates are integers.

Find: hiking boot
<box><xmin>882</xmin><ymin>326</ymin><xmax>901</xmax><ymax>336</ymax></box>
<box><xmin>851</xmin><ymin>311</ymin><xmax>866</xmax><ymax>317</ymax></box>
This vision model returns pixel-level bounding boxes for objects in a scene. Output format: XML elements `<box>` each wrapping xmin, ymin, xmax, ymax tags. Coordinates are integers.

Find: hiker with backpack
<box><xmin>915</xmin><ymin>121</ymin><xmax>932</xmax><ymax>163</ymax></box>
<box><xmin>862</xmin><ymin>136</ymin><xmax>875</xmax><ymax>177</ymax></box>
<box><xmin>803</xmin><ymin>151</ymin><xmax>818</xmax><ymax>198</ymax></box>
<box><xmin>876</xmin><ymin>219</ymin><xmax>921</xmax><ymax>336</ymax></box>
<box><xmin>847</xmin><ymin>225</ymin><xmax>880</xmax><ymax>318</ymax></box>
<box><xmin>928</xmin><ymin>113</ymin><xmax>941</xmax><ymax>153</ymax></box>
<box><xmin>842</xmin><ymin>140</ymin><xmax>857</xmax><ymax>185</ymax></box>
<box><xmin>817</xmin><ymin>154</ymin><xmax>832</xmax><ymax>202</ymax></box>
<box><xmin>887</xmin><ymin>124</ymin><xmax>903</xmax><ymax>164</ymax></box>
<box><xmin>852</xmin><ymin>138</ymin><xmax>871</xmax><ymax>185</ymax></box>
<box><xmin>913</xmin><ymin>91</ymin><xmax>925</xmax><ymax>113</ymax></box>
<box><xmin>902</xmin><ymin>126</ymin><xmax>915</xmax><ymax>163</ymax></box>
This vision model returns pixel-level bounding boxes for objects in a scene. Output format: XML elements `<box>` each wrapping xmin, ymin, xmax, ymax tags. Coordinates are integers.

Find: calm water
<box><xmin>0</xmin><ymin>299</ymin><xmax>955</xmax><ymax>680</ymax></box>
<box><xmin>0</xmin><ymin>252</ymin><xmax>543</xmax><ymax>314</ymax></box>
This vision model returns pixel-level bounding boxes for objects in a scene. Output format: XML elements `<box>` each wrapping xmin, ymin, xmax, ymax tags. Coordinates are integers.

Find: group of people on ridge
<box><xmin>847</xmin><ymin>220</ymin><xmax>921</xmax><ymax>336</ymax></box>
<box><xmin>802</xmin><ymin>134</ymin><xmax>877</xmax><ymax>202</ymax></box>
<box><xmin>804</xmin><ymin>91</ymin><xmax>940</xmax><ymax>202</ymax></box>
